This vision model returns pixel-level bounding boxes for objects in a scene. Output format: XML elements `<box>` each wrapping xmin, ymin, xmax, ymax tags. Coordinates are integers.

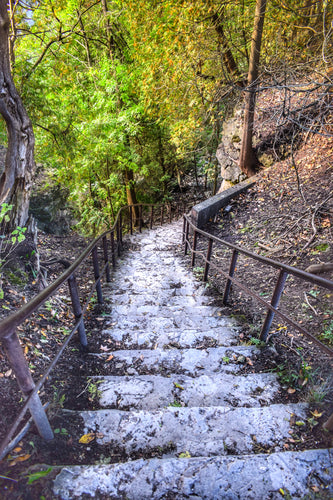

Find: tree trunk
<box><xmin>124</xmin><ymin>167</ymin><xmax>139</xmax><ymax>224</ymax></box>
<box><xmin>239</xmin><ymin>0</ymin><xmax>267</xmax><ymax>177</ymax></box>
<box><xmin>212</xmin><ymin>13</ymin><xmax>240</xmax><ymax>78</ymax></box>
<box><xmin>0</xmin><ymin>0</ymin><xmax>35</xmax><ymax>228</ymax></box>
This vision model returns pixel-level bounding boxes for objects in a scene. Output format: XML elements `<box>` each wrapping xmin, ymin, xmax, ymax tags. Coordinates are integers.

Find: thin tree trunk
<box><xmin>0</xmin><ymin>0</ymin><xmax>35</xmax><ymax>228</ymax></box>
<box><xmin>212</xmin><ymin>13</ymin><xmax>240</xmax><ymax>78</ymax></box>
<box><xmin>239</xmin><ymin>0</ymin><xmax>267</xmax><ymax>177</ymax></box>
<box><xmin>124</xmin><ymin>167</ymin><xmax>139</xmax><ymax>224</ymax></box>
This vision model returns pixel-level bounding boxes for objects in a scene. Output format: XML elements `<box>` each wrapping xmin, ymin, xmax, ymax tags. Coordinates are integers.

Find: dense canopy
<box><xmin>0</xmin><ymin>0</ymin><xmax>332</xmax><ymax>231</ymax></box>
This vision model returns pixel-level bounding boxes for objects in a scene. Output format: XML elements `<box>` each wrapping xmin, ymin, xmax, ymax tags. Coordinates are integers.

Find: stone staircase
<box><xmin>52</xmin><ymin>220</ymin><xmax>333</xmax><ymax>499</ymax></box>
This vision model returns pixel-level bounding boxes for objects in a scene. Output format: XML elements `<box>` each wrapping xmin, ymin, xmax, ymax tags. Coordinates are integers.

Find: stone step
<box><xmin>105</xmin><ymin>277</ymin><xmax>204</xmax><ymax>298</ymax></box>
<box><xmin>75</xmin><ymin>403</ymin><xmax>308</xmax><ymax>458</ymax></box>
<box><xmin>53</xmin><ymin>448</ymin><xmax>333</xmax><ymax>499</ymax></box>
<box><xmin>101</xmin><ymin>326</ymin><xmax>238</xmax><ymax>349</ymax></box>
<box><xmin>104</xmin><ymin>313</ymin><xmax>236</xmax><ymax>336</ymax></box>
<box><xmin>89</xmin><ymin>372</ymin><xmax>279</xmax><ymax>410</ymax></box>
<box><xmin>89</xmin><ymin>346</ymin><xmax>259</xmax><ymax>376</ymax></box>
<box><xmin>105</xmin><ymin>291</ymin><xmax>212</xmax><ymax>308</ymax></box>
<box><xmin>108</xmin><ymin>304</ymin><xmax>227</xmax><ymax>318</ymax></box>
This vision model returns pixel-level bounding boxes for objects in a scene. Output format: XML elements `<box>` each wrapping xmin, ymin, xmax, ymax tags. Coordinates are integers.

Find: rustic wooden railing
<box><xmin>183</xmin><ymin>214</ymin><xmax>333</xmax><ymax>355</ymax></box>
<box><xmin>0</xmin><ymin>202</ymin><xmax>186</xmax><ymax>459</ymax></box>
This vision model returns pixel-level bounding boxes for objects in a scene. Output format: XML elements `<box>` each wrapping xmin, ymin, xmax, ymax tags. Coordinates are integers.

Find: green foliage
<box><xmin>26</xmin><ymin>467</ymin><xmax>53</xmax><ymax>485</ymax></box>
<box><xmin>6</xmin><ymin>0</ymin><xmax>332</xmax><ymax>232</ymax></box>
<box><xmin>320</xmin><ymin>320</ymin><xmax>333</xmax><ymax>345</ymax></box>
<box><xmin>0</xmin><ymin>204</ymin><xmax>27</xmax><ymax>297</ymax></box>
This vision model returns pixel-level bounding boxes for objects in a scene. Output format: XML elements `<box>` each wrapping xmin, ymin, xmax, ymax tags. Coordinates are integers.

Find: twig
<box><xmin>76</xmin><ymin>381</ymin><xmax>90</xmax><ymax>398</ymax></box>
<box><xmin>302</xmin><ymin>211</ymin><xmax>317</xmax><ymax>250</ymax></box>
<box><xmin>303</xmin><ymin>292</ymin><xmax>318</xmax><ymax>316</ymax></box>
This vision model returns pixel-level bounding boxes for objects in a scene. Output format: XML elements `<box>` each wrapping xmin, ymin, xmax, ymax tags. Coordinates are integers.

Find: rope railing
<box><xmin>182</xmin><ymin>214</ymin><xmax>333</xmax><ymax>357</ymax></box>
<box><xmin>0</xmin><ymin>201</ymin><xmax>187</xmax><ymax>459</ymax></box>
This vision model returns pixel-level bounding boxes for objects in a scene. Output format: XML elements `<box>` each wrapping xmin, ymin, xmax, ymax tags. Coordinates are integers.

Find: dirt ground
<box><xmin>0</xmin><ymin>135</ymin><xmax>332</xmax><ymax>497</ymax></box>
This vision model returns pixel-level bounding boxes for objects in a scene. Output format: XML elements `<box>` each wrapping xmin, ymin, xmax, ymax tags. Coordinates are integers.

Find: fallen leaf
<box><xmin>100</xmin><ymin>345</ymin><xmax>109</xmax><ymax>352</ymax></box>
<box><xmin>174</xmin><ymin>382</ymin><xmax>184</xmax><ymax>390</ymax></box>
<box><xmin>311</xmin><ymin>410</ymin><xmax>323</xmax><ymax>418</ymax></box>
<box><xmin>79</xmin><ymin>433</ymin><xmax>95</xmax><ymax>444</ymax></box>
<box><xmin>106</xmin><ymin>354</ymin><xmax>114</xmax><ymax>362</ymax></box>
<box><xmin>9</xmin><ymin>454</ymin><xmax>31</xmax><ymax>466</ymax></box>
<box><xmin>287</xmin><ymin>387</ymin><xmax>296</xmax><ymax>394</ymax></box>
<box><xmin>279</xmin><ymin>488</ymin><xmax>285</xmax><ymax>496</ymax></box>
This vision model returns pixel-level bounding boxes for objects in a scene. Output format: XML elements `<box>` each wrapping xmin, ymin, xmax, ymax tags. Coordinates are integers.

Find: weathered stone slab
<box><xmin>191</xmin><ymin>177</ymin><xmax>256</xmax><ymax>228</ymax></box>
<box><xmin>53</xmin><ymin>448</ymin><xmax>333</xmax><ymax>499</ymax></box>
<box><xmin>104</xmin><ymin>311</ymin><xmax>235</xmax><ymax>332</ymax></box>
<box><xmin>91</xmin><ymin>345</ymin><xmax>260</xmax><ymax>376</ymax></box>
<box><xmin>101</xmin><ymin>325</ymin><xmax>238</xmax><ymax>348</ymax></box>
<box><xmin>94</xmin><ymin>372</ymin><xmax>279</xmax><ymax>409</ymax></box>
<box><xmin>78</xmin><ymin>403</ymin><xmax>308</xmax><ymax>457</ymax></box>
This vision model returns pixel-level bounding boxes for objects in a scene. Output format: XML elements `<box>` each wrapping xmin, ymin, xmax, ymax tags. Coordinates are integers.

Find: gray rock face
<box><xmin>52</xmin><ymin>220</ymin><xmax>333</xmax><ymax>499</ymax></box>
<box><xmin>216</xmin><ymin>106</ymin><xmax>246</xmax><ymax>191</ymax></box>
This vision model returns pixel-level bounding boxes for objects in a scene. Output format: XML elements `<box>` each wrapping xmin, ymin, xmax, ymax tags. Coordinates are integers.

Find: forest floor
<box><xmin>0</xmin><ymin>134</ymin><xmax>332</xmax><ymax>494</ymax></box>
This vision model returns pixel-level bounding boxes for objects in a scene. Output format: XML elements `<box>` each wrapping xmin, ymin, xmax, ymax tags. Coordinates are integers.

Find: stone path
<box><xmin>53</xmin><ymin>220</ymin><xmax>333</xmax><ymax>499</ymax></box>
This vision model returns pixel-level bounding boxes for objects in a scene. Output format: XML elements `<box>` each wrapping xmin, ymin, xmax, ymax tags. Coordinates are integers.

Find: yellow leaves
<box><xmin>79</xmin><ymin>432</ymin><xmax>104</xmax><ymax>444</ymax></box>
<box><xmin>311</xmin><ymin>409</ymin><xmax>323</xmax><ymax>418</ymax></box>
<box><xmin>79</xmin><ymin>433</ymin><xmax>96</xmax><ymax>444</ymax></box>
<box><xmin>173</xmin><ymin>382</ymin><xmax>184</xmax><ymax>390</ymax></box>
<box><xmin>9</xmin><ymin>454</ymin><xmax>31</xmax><ymax>466</ymax></box>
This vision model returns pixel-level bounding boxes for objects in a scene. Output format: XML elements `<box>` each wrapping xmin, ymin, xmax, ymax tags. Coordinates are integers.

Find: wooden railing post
<box><xmin>191</xmin><ymin>230</ymin><xmax>198</xmax><ymax>267</ymax></box>
<box><xmin>119</xmin><ymin>211</ymin><xmax>123</xmax><ymax>245</ymax></box>
<box><xmin>139</xmin><ymin>205</ymin><xmax>143</xmax><ymax>233</ymax></box>
<box><xmin>184</xmin><ymin>219</ymin><xmax>190</xmax><ymax>256</ymax></box>
<box><xmin>110</xmin><ymin>230</ymin><xmax>116</xmax><ymax>267</ymax></box>
<box><xmin>161</xmin><ymin>205</ymin><xmax>164</xmax><ymax>226</ymax></box>
<box><xmin>223</xmin><ymin>250</ymin><xmax>239</xmax><ymax>305</ymax></box>
<box><xmin>182</xmin><ymin>216</ymin><xmax>186</xmax><ymax>244</ymax></box>
<box><xmin>2</xmin><ymin>330</ymin><xmax>54</xmax><ymax>441</ymax></box>
<box><xmin>92</xmin><ymin>245</ymin><xmax>103</xmax><ymax>304</ymax></box>
<box><xmin>116</xmin><ymin>219</ymin><xmax>121</xmax><ymax>256</ymax></box>
<box><xmin>68</xmin><ymin>273</ymin><xmax>88</xmax><ymax>348</ymax></box>
<box><xmin>150</xmin><ymin>206</ymin><xmax>154</xmax><ymax>229</ymax></box>
<box><xmin>102</xmin><ymin>235</ymin><xmax>111</xmax><ymax>282</ymax></box>
<box><xmin>129</xmin><ymin>206</ymin><xmax>133</xmax><ymax>235</ymax></box>
<box><xmin>260</xmin><ymin>269</ymin><xmax>288</xmax><ymax>341</ymax></box>
<box><xmin>203</xmin><ymin>238</ymin><xmax>213</xmax><ymax>282</ymax></box>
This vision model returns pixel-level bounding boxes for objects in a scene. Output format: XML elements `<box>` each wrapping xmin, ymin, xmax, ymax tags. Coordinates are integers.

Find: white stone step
<box><xmin>90</xmin><ymin>346</ymin><xmax>260</xmax><ymax>376</ymax></box>
<box><xmin>76</xmin><ymin>403</ymin><xmax>308</xmax><ymax>457</ymax></box>
<box><xmin>101</xmin><ymin>326</ymin><xmax>238</xmax><ymax>349</ymax></box>
<box><xmin>104</xmin><ymin>314</ymin><xmax>236</xmax><ymax>336</ymax></box>
<box><xmin>108</xmin><ymin>304</ymin><xmax>227</xmax><ymax>318</ymax></box>
<box><xmin>105</xmin><ymin>276</ymin><xmax>205</xmax><ymax>299</ymax></box>
<box><xmin>91</xmin><ymin>372</ymin><xmax>279</xmax><ymax>410</ymax></box>
<box><xmin>53</xmin><ymin>448</ymin><xmax>333</xmax><ymax>499</ymax></box>
<box><xmin>105</xmin><ymin>291</ymin><xmax>212</xmax><ymax>307</ymax></box>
